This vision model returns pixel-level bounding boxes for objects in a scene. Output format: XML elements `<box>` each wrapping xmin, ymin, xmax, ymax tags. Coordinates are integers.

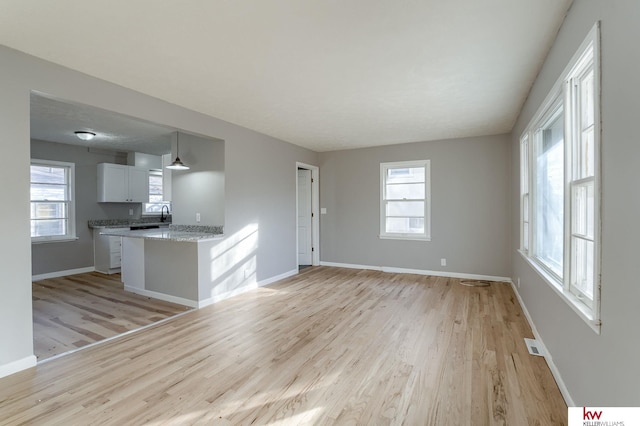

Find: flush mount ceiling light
<box><xmin>166</xmin><ymin>132</ymin><xmax>190</xmax><ymax>170</ymax></box>
<box><xmin>74</xmin><ymin>131</ymin><xmax>96</xmax><ymax>141</ymax></box>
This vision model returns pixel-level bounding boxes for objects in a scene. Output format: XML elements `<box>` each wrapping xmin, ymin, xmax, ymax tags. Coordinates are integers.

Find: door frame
<box><xmin>296</xmin><ymin>162</ymin><xmax>320</xmax><ymax>268</ymax></box>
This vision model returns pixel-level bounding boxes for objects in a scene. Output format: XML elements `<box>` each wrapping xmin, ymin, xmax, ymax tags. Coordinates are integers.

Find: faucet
<box><xmin>160</xmin><ymin>205</ymin><xmax>170</xmax><ymax>222</ymax></box>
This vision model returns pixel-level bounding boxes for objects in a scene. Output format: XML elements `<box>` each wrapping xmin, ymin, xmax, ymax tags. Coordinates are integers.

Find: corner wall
<box><xmin>319</xmin><ymin>134</ymin><xmax>511</xmax><ymax>278</ymax></box>
<box><xmin>510</xmin><ymin>0</ymin><xmax>640</xmax><ymax>405</ymax></box>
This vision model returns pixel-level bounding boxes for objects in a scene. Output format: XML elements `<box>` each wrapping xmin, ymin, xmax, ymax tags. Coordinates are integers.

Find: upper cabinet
<box><xmin>97</xmin><ymin>163</ymin><xmax>149</xmax><ymax>203</ymax></box>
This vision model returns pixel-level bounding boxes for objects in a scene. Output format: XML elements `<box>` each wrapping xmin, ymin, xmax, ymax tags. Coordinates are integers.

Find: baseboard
<box><xmin>319</xmin><ymin>261</ymin><xmax>511</xmax><ymax>282</ymax></box>
<box><xmin>321</xmin><ymin>261</ymin><xmax>384</xmax><ymax>271</ymax></box>
<box><xmin>124</xmin><ymin>286</ymin><xmax>198</xmax><ymax>308</ymax></box>
<box><xmin>509</xmin><ymin>280</ymin><xmax>575</xmax><ymax>407</ymax></box>
<box><xmin>0</xmin><ymin>355</ymin><xmax>37</xmax><ymax>379</ymax></box>
<box><xmin>197</xmin><ymin>268</ymin><xmax>298</xmax><ymax>309</ymax></box>
<box><xmin>260</xmin><ymin>268</ymin><xmax>298</xmax><ymax>287</ymax></box>
<box><xmin>32</xmin><ymin>266</ymin><xmax>95</xmax><ymax>282</ymax></box>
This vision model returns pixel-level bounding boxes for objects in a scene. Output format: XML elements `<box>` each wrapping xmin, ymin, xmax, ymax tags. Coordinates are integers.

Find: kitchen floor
<box><xmin>32</xmin><ymin>272</ymin><xmax>192</xmax><ymax>361</ymax></box>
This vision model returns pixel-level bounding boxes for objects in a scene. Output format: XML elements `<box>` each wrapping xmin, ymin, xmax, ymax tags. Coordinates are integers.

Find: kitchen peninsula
<box><xmin>100</xmin><ymin>225</ymin><xmax>224</xmax><ymax>307</ymax></box>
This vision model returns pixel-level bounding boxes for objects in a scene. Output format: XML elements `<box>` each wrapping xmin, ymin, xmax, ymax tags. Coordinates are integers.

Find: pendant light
<box><xmin>166</xmin><ymin>132</ymin><xmax>189</xmax><ymax>170</ymax></box>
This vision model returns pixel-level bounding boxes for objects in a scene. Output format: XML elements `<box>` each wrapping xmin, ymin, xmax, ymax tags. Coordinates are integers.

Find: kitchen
<box><xmin>1</xmin><ymin>41</ymin><xmax>318</xmax><ymax>381</ymax></box>
<box><xmin>30</xmin><ymin>93</ymin><xmax>226</xmax><ymax>359</ymax></box>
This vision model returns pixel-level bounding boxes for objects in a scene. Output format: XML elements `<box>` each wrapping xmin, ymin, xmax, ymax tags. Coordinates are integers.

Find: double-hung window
<box><xmin>30</xmin><ymin>159</ymin><xmax>76</xmax><ymax>243</ymax></box>
<box><xmin>519</xmin><ymin>23</ymin><xmax>600</xmax><ymax>332</ymax></box>
<box><xmin>533</xmin><ymin>98</ymin><xmax>565</xmax><ymax>280</ymax></box>
<box><xmin>520</xmin><ymin>134</ymin><xmax>530</xmax><ymax>254</ymax></box>
<box><xmin>380</xmin><ymin>160</ymin><xmax>430</xmax><ymax>241</ymax></box>
<box><xmin>143</xmin><ymin>170</ymin><xmax>171</xmax><ymax>215</ymax></box>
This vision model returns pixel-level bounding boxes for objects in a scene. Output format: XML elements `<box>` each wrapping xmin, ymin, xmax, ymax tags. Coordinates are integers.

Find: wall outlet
<box><xmin>517</xmin><ymin>277</ymin><xmax>521</xmax><ymax>288</ymax></box>
<box><xmin>196</xmin><ymin>213</ymin><xmax>201</xmax><ymax>222</ymax></box>
<box><xmin>321</xmin><ymin>208</ymin><xmax>327</xmax><ymax>214</ymax></box>
<box><xmin>441</xmin><ymin>258</ymin><xmax>446</xmax><ymax>267</ymax></box>
<box><xmin>129</xmin><ymin>209</ymin><xmax>133</xmax><ymax>216</ymax></box>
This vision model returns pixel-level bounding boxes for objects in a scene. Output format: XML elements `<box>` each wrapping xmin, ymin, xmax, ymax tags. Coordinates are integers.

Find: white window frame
<box><xmin>531</xmin><ymin>96</ymin><xmax>565</xmax><ymax>282</ymax></box>
<box><xmin>520</xmin><ymin>134</ymin><xmax>529</xmax><ymax>254</ymax></box>
<box><xmin>143</xmin><ymin>170</ymin><xmax>171</xmax><ymax>215</ymax></box>
<box><xmin>519</xmin><ymin>22</ymin><xmax>601</xmax><ymax>333</ymax></box>
<box><xmin>30</xmin><ymin>159</ymin><xmax>77</xmax><ymax>243</ymax></box>
<box><xmin>380</xmin><ymin>160</ymin><xmax>431</xmax><ymax>241</ymax></box>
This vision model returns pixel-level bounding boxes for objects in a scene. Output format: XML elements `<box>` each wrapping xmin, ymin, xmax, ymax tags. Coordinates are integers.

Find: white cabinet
<box><xmin>128</xmin><ymin>168</ymin><xmax>149</xmax><ymax>201</ymax></box>
<box><xmin>97</xmin><ymin>163</ymin><xmax>149</xmax><ymax>203</ymax></box>
<box><xmin>94</xmin><ymin>228</ymin><xmax>126</xmax><ymax>274</ymax></box>
<box><xmin>127</xmin><ymin>152</ymin><xmax>162</xmax><ymax>169</ymax></box>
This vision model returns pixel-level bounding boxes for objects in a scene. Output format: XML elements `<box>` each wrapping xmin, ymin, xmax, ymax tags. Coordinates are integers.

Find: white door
<box><xmin>297</xmin><ymin>169</ymin><xmax>313</xmax><ymax>266</ymax></box>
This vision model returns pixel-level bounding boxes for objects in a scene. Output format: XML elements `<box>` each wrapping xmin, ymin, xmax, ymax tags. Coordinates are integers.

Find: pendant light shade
<box><xmin>166</xmin><ymin>132</ymin><xmax>189</xmax><ymax>170</ymax></box>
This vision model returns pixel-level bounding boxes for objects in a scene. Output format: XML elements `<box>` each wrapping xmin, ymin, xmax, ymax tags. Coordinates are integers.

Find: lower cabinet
<box><xmin>94</xmin><ymin>228</ymin><xmax>126</xmax><ymax>274</ymax></box>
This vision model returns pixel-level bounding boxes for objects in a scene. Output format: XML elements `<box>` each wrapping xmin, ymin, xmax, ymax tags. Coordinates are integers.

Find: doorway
<box><xmin>29</xmin><ymin>92</ymin><xmax>192</xmax><ymax>362</ymax></box>
<box><xmin>296</xmin><ymin>162</ymin><xmax>319</xmax><ymax>269</ymax></box>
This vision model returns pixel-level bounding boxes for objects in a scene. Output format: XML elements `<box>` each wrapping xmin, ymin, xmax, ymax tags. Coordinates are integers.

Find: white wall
<box><xmin>510</xmin><ymin>0</ymin><xmax>640</xmax><ymax>405</ymax></box>
<box><xmin>0</xmin><ymin>45</ymin><xmax>317</xmax><ymax>377</ymax></box>
<box><xmin>171</xmin><ymin>132</ymin><xmax>225</xmax><ymax>226</ymax></box>
<box><xmin>319</xmin><ymin>134</ymin><xmax>511</xmax><ymax>278</ymax></box>
<box><xmin>0</xmin><ymin>48</ymin><xmax>34</xmax><ymax>376</ymax></box>
<box><xmin>30</xmin><ymin>139</ymin><xmax>139</xmax><ymax>276</ymax></box>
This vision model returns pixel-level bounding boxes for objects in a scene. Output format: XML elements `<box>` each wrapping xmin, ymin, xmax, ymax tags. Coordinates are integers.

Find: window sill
<box><xmin>32</xmin><ymin>237</ymin><xmax>79</xmax><ymax>245</ymax></box>
<box><xmin>379</xmin><ymin>235</ymin><xmax>431</xmax><ymax>242</ymax></box>
<box><xmin>518</xmin><ymin>250</ymin><xmax>600</xmax><ymax>334</ymax></box>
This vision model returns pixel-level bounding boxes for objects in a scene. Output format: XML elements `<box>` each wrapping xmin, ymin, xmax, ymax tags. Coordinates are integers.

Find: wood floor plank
<box><xmin>32</xmin><ymin>272</ymin><xmax>192</xmax><ymax>360</ymax></box>
<box><xmin>2</xmin><ymin>267</ymin><xmax>567</xmax><ymax>425</ymax></box>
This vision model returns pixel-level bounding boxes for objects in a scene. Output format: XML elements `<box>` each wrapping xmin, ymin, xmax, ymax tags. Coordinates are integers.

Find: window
<box><xmin>380</xmin><ymin>160</ymin><xmax>430</xmax><ymax>241</ymax></box>
<box><xmin>534</xmin><ymin>100</ymin><xmax>565</xmax><ymax>279</ymax></box>
<box><xmin>30</xmin><ymin>159</ymin><xmax>76</xmax><ymax>242</ymax></box>
<box><xmin>143</xmin><ymin>170</ymin><xmax>170</xmax><ymax>214</ymax></box>
<box><xmin>520</xmin><ymin>134</ymin><xmax>529</xmax><ymax>253</ymax></box>
<box><xmin>519</xmin><ymin>23</ymin><xmax>600</xmax><ymax>332</ymax></box>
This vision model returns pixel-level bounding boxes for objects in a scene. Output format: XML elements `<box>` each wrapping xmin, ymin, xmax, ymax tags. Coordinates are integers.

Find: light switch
<box><xmin>321</xmin><ymin>208</ymin><xmax>327</xmax><ymax>214</ymax></box>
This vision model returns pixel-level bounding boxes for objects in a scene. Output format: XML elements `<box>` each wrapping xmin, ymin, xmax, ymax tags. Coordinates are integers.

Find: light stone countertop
<box><xmin>88</xmin><ymin>218</ymin><xmax>172</xmax><ymax>229</ymax></box>
<box><xmin>90</xmin><ymin>222</ymin><xmax>170</xmax><ymax>229</ymax></box>
<box><xmin>99</xmin><ymin>224</ymin><xmax>224</xmax><ymax>242</ymax></box>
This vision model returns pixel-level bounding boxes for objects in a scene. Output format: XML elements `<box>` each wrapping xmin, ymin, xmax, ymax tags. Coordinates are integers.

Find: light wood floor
<box><xmin>32</xmin><ymin>272</ymin><xmax>192</xmax><ymax>360</ymax></box>
<box><xmin>2</xmin><ymin>267</ymin><xmax>567</xmax><ymax>425</ymax></box>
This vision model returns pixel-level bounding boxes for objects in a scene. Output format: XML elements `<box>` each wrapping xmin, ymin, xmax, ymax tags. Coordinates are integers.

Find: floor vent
<box><xmin>524</xmin><ymin>338</ymin><xmax>544</xmax><ymax>357</ymax></box>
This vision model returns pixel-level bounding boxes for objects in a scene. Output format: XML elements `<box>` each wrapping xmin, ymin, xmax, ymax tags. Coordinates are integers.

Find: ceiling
<box><xmin>30</xmin><ymin>94</ymin><xmax>174</xmax><ymax>156</ymax></box>
<box><xmin>1</xmin><ymin>1</ymin><xmax>572</xmax><ymax>152</ymax></box>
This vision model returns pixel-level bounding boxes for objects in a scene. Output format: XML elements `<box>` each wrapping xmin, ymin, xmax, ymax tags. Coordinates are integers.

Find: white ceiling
<box><xmin>1</xmin><ymin>0</ymin><xmax>572</xmax><ymax>152</ymax></box>
<box><xmin>31</xmin><ymin>94</ymin><xmax>174</xmax><ymax>156</ymax></box>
